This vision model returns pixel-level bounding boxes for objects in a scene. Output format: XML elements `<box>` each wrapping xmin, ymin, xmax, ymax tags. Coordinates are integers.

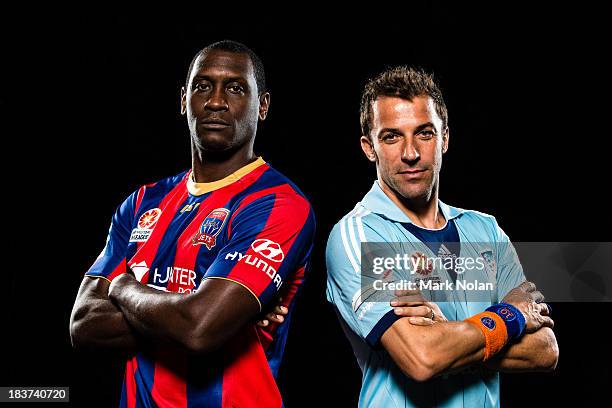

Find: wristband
<box><xmin>485</xmin><ymin>303</ymin><xmax>526</xmax><ymax>341</ymax></box>
<box><xmin>464</xmin><ymin>312</ymin><xmax>508</xmax><ymax>361</ymax></box>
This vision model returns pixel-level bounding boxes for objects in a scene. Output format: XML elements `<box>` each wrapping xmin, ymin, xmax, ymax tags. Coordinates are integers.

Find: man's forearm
<box><xmin>70</xmin><ymin>277</ymin><xmax>139</xmax><ymax>353</ymax></box>
<box><xmin>72</xmin><ymin>298</ymin><xmax>139</xmax><ymax>351</ymax></box>
<box><xmin>108</xmin><ymin>274</ymin><xmax>261</xmax><ymax>354</ymax></box>
<box><xmin>484</xmin><ymin>327</ymin><xmax>559</xmax><ymax>372</ymax></box>
<box><xmin>382</xmin><ymin>319</ymin><xmax>487</xmax><ymax>381</ymax></box>
<box><xmin>109</xmin><ymin>274</ymin><xmax>194</xmax><ymax>349</ymax></box>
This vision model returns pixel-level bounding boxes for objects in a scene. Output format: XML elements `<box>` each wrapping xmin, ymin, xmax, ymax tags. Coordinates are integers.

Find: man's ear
<box><xmin>259</xmin><ymin>92</ymin><xmax>271</xmax><ymax>120</ymax></box>
<box><xmin>180</xmin><ymin>86</ymin><xmax>187</xmax><ymax>115</ymax></box>
<box><xmin>360</xmin><ymin>135</ymin><xmax>377</xmax><ymax>162</ymax></box>
<box><xmin>442</xmin><ymin>126</ymin><xmax>450</xmax><ymax>154</ymax></box>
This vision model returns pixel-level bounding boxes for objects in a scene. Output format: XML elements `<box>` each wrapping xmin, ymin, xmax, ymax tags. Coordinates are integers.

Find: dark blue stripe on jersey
<box><xmin>265</xmin><ymin>306</ymin><xmax>296</xmax><ymax>377</ymax></box>
<box><xmin>219</xmin><ymin>167</ymin><xmax>285</xmax><ymax>239</ymax></box>
<box><xmin>221</xmin><ymin>166</ymin><xmax>307</xmax><ymax>236</ymax></box>
<box><xmin>266</xmin><ymin>253</ymin><xmax>314</xmax><ymax>375</ymax></box>
<box><xmin>119</xmin><ymin>377</ymin><xmax>128</xmax><ymax>408</ymax></box>
<box><xmin>365</xmin><ymin>309</ymin><xmax>401</xmax><ymax>347</ymax></box>
<box><xmin>147</xmin><ymin>193</ymin><xmax>213</xmax><ymax>287</ymax></box>
<box><xmin>236</xmin><ymin>166</ymin><xmax>288</xmax><ymax>198</ymax></box>
<box><xmin>134</xmin><ymin>352</ymin><xmax>156</xmax><ymax>408</ymax></box>
<box><xmin>263</xmin><ymin>166</ymin><xmax>309</xmax><ymax>200</ymax></box>
<box><xmin>186</xmin><ymin>353</ymin><xmax>224</xmax><ymax>407</ymax></box>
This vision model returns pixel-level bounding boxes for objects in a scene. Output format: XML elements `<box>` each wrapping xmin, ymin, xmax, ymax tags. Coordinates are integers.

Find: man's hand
<box><xmin>390</xmin><ymin>289</ymin><xmax>448</xmax><ymax>326</ymax></box>
<box><xmin>257</xmin><ymin>297</ymin><xmax>288</xmax><ymax>327</ymax></box>
<box><xmin>502</xmin><ymin>281</ymin><xmax>554</xmax><ymax>333</ymax></box>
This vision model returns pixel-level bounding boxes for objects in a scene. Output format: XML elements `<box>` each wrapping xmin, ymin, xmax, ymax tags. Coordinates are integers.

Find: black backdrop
<box><xmin>3</xmin><ymin>4</ymin><xmax>611</xmax><ymax>407</ymax></box>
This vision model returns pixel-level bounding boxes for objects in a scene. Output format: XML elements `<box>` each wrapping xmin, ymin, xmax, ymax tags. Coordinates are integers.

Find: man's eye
<box><xmin>382</xmin><ymin>134</ymin><xmax>399</xmax><ymax>142</ymax></box>
<box><xmin>228</xmin><ymin>85</ymin><xmax>245</xmax><ymax>94</ymax></box>
<box><xmin>418</xmin><ymin>130</ymin><xmax>435</xmax><ymax>139</ymax></box>
<box><xmin>194</xmin><ymin>83</ymin><xmax>211</xmax><ymax>92</ymax></box>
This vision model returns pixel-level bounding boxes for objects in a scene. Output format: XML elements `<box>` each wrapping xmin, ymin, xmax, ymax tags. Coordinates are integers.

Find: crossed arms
<box><xmin>69</xmin><ymin>272</ymin><xmax>261</xmax><ymax>355</ymax></box>
<box><xmin>379</xmin><ymin>282</ymin><xmax>559</xmax><ymax>381</ymax></box>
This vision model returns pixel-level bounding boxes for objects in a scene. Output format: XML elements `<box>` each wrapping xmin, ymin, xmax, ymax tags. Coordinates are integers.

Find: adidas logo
<box><xmin>438</xmin><ymin>244</ymin><xmax>452</xmax><ymax>257</ymax></box>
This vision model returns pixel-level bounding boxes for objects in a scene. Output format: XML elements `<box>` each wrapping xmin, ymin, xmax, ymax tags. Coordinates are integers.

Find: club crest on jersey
<box><xmin>129</xmin><ymin>208</ymin><xmax>162</xmax><ymax>242</ymax></box>
<box><xmin>192</xmin><ymin>208</ymin><xmax>230</xmax><ymax>249</ymax></box>
<box><xmin>480</xmin><ymin>249</ymin><xmax>497</xmax><ymax>280</ymax></box>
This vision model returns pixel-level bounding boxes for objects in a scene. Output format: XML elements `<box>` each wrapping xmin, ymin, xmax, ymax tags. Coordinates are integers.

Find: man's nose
<box><xmin>204</xmin><ymin>88</ymin><xmax>229</xmax><ymax>111</ymax></box>
<box><xmin>402</xmin><ymin>138</ymin><xmax>420</xmax><ymax>163</ymax></box>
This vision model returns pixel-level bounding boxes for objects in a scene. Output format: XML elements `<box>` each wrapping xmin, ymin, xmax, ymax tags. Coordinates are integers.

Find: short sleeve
<box><xmin>203</xmin><ymin>192</ymin><xmax>315</xmax><ymax>310</ymax></box>
<box><xmin>326</xmin><ymin>216</ymin><xmax>401</xmax><ymax>347</ymax></box>
<box><xmin>85</xmin><ymin>191</ymin><xmax>137</xmax><ymax>282</ymax></box>
<box><xmin>493</xmin><ymin>220</ymin><xmax>526</xmax><ymax>301</ymax></box>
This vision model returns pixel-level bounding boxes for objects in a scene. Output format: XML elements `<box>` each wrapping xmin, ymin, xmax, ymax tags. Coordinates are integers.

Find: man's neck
<box><xmin>378</xmin><ymin>179</ymin><xmax>445</xmax><ymax>229</ymax></box>
<box><xmin>191</xmin><ymin>144</ymin><xmax>256</xmax><ymax>183</ymax></box>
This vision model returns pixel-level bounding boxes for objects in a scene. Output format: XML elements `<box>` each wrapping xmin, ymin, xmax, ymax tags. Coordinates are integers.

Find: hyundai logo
<box><xmin>251</xmin><ymin>238</ymin><xmax>285</xmax><ymax>262</ymax></box>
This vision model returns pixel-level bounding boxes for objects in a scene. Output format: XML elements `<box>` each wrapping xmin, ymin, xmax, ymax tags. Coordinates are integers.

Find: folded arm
<box><xmin>382</xmin><ymin>283</ymin><xmax>558</xmax><ymax>381</ymax></box>
<box><xmin>108</xmin><ymin>274</ymin><xmax>260</xmax><ymax>354</ymax></box>
<box><xmin>69</xmin><ymin>276</ymin><xmax>139</xmax><ymax>354</ymax></box>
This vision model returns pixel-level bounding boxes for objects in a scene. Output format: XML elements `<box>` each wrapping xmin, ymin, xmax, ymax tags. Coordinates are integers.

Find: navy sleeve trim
<box><xmin>365</xmin><ymin>309</ymin><xmax>401</xmax><ymax>348</ymax></box>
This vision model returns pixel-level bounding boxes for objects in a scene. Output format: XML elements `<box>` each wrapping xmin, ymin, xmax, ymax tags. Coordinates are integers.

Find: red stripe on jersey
<box><xmin>151</xmin><ymin>346</ymin><xmax>187</xmax><ymax>408</ymax></box>
<box><xmin>221</xmin><ymin>327</ymin><xmax>282</xmax><ymax>408</ymax></box>
<box><xmin>134</xmin><ymin>186</ymin><xmax>146</xmax><ymax>217</ymax></box>
<box><xmin>226</xmin><ymin>191</ymin><xmax>311</xmax><ymax>297</ymax></box>
<box><xmin>226</xmin><ymin>184</ymin><xmax>294</xmax><ymax>237</ymax></box>
<box><xmin>108</xmin><ymin>257</ymin><xmax>127</xmax><ymax>281</ymax></box>
<box><xmin>125</xmin><ymin>356</ymin><xmax>138</xmax><ymax>408</ymax></box>
<box><xmin>169</xmin><ymin>164</ymin><xmax>269</xmax><ymax>292</ymax></box>
<box><xmin>257</xmin><ymin>265</ymin><xmax>306</xmax><ymax>351</ymax></box>
<box><xmin>128</xmin><ymin>174</ymin><xmax>190</xmax><ymax>270</ymax></box>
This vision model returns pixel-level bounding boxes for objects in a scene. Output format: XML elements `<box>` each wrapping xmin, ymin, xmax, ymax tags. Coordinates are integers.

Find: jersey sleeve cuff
<box><xmin>365</xmin><ymin>309</ymin><xmax>401</xmax><ymax>348</ymax></box>
<box><xmin>83</xmin><ymin>274</ymin><xmax>112</xmax><ymax>283</ymax></box>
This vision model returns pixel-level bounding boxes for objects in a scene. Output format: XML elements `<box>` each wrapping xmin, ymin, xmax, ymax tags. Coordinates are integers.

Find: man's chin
<box><xmin>393</xmin><ymin>183</ymin><xmax>432</xmax><ymax>202</ymax></box>
<box><xmin>193</xmin><ymin>132</ymin><xmax>234</xmax><ymax>152</ymax></box>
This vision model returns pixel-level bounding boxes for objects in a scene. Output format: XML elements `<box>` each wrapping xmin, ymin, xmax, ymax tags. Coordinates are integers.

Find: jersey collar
<box><xmin>360</xmin><ymin>180</ymin><xmax>464</xmax><ymax>224</ymax></box>
<box><xmin>186</xmin><ymin>157</ymin><xmax>266</xmax><ymax>196</ymax></box>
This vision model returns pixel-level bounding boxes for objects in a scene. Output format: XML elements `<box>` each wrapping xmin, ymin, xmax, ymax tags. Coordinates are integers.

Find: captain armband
<box><xmin>464</xmin><ymin>303</ymin><xmax>526</xmax><ymax>361</ymax></box>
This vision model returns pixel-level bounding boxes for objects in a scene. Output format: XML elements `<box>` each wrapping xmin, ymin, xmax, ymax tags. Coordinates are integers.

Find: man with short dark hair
<box><xmin>70</xmin><ymin>40</ymin><xmax>315</xmax><ymax>408</ymax></box>
<box><xmin>325</xmin><ymin>66</ymin><xmax>558</xmax><ymax>407</ymax></box>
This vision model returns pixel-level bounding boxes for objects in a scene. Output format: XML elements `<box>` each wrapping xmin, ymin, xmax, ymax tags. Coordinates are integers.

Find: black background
<box><xmin>3</xmin><ymin>3</ymin><xmax>611</xmax><ymax>407</ymax></box>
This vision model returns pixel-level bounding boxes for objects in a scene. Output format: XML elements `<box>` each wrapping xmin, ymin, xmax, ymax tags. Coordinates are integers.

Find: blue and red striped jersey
<box><xmin>86</xmin><ymin>157</ymin><xmax>315</xmax><ymax>408</ymax></box>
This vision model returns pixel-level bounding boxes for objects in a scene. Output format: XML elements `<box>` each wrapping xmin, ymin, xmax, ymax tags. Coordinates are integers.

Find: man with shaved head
<box><xmin>70</xmin><ymin>40</ymin><xmax>315</xmax><ymax>408</ymax></box>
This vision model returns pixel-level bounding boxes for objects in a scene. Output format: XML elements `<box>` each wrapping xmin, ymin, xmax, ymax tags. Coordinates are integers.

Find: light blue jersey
<box><xmin>326</xmin><ymin>181</ymin><xmax>525</xmax><ymax>407</ymax></box>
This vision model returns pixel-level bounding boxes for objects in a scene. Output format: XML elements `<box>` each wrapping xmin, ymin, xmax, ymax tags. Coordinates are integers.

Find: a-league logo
<box><xmin>138</xmin><ymin>208</ymin><xmax>162</xmax><ymax>229</ymax></box>
<box><xmin>129</xmin><ymin>208</ymin><xmax>162</xmax><ymax>242</ymax></box>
